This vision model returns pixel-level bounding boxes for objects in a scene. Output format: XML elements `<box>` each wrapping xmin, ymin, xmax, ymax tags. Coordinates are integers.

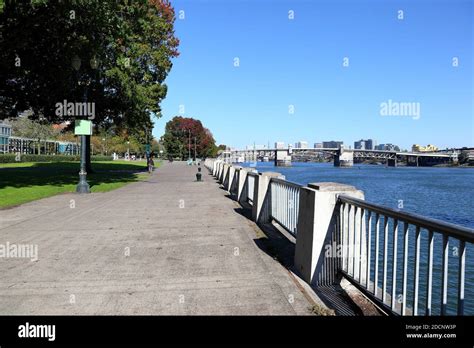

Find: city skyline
<box><xmin>240</xmin><ymin>138</ymin><xmax>444</xmax><ymax>152</ymax></box>
<box><xmin>154</xmin><ymin>0</ymin><xmax>473</xmax><ymax>150</ymax></box>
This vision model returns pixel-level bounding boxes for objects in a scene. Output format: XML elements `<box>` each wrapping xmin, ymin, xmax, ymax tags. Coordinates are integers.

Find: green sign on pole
<box><xmin>74</xmin><ymin>120</ymin><xmax>93</xmax><ymax>135</ymax></box>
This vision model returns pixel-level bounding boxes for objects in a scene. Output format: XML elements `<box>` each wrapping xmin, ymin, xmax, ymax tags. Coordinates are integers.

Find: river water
<box><xmin>240</xmin><ymin>161</ymin><xmax>474</xmax><ymax>315</ymax></box>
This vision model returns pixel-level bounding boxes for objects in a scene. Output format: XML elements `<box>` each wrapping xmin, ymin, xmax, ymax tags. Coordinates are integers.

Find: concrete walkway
<box><xmin>0</xmin><ymin>162</ymin><xmax>315</xmax><ymax>315</ymax></box>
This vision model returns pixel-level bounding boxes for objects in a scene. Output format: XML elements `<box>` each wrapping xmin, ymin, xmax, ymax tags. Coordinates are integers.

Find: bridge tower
<box><xmin>334</xmin><ymin>147</ymin><xmax>353</xmax><ymax>167</ymax></box>
<box><xmin>387</xmin><ymin>158</ymin><xmax>397</xmax><ymax>167</ymax></box>
<box><xmin>274</xmin><ymin>149</ymin><xmax>292</xmax><ymax>167</ymax></box>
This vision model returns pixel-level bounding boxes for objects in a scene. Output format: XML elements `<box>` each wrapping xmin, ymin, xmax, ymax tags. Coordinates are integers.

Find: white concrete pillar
<box><xmin>216</xmin><ymin>161</ymin><xmax>221</xmax><ymax>177</ymax></box>
<box><xmin>220</xmin><ymin>163</ymin><xmax>229</xmax><ymax>184</ymax></box>
<box><xmin>237</xmin><ymin>168</ymin><xmax>250</xmax><ymax>203</ymax></box>
<box><xmin>227</xmin><ymin>166</ymin><xmax>236</xmax><ymax>192</ymax></box>
<box><xmin>219</xmin><ymin>162</ymin><xmax>225</xmax><ymax>180</ymax></box>
<box><xmin>218</xmin><ymin>162</ymin><xmax>224</xmax><ymax>181</ymax></box>
<box><xmin>334</xmin><ymin>149</ymin><xmax>354</xmax><ymax>167</ymax></box>
<box><xmin>228</xmin><ymin>166</ymin><xmax>241</xmax><ymax>195</ymax></box>
<box><xmin>252</xmin><ymin>172</ymin><xmax>284</xmax><ymax>223</ymax></box>
<box><xmin>294</xmin><ymin>182</ymin><xmax>364</xmax><ymax>286</ymax></box>
<box><xmin>217</xmin><ymin>162</ymin><xmax>222</xmax><ymax>180</ymax></box>
<box><xmin>214</xmin><ymin>161</ymin><xmax>220</xmax><ymax>177</ymax></box>
<box><xmin>275</xmin><ymin>149</ymin><xmax>292</xmax><ymax>167</ymax></box>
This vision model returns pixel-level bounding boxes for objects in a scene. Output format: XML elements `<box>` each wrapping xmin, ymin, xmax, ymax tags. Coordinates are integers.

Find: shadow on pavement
<box><xmin>0</xmin><ymin>161</ymin><xmax>147</xmax><ymax>189</ymax></box>
<box><xmin>232</xmin><ymin>206</ymin><xmax>368</xmax><ymax>316</ymax></box>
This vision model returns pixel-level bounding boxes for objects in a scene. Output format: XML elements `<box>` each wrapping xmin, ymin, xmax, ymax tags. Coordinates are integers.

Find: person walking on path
<box><xmin>147</xmin><ymin>152</ymin><xmax>155</xmax><ymax>173</ymax></box>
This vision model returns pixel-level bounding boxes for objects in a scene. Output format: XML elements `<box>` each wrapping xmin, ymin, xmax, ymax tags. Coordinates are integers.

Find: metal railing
<box><xmin>5</xmin><ymin>136</ymin><xmax>80</xmax><ymax>155</ymax></box>
<box><xmin>229</xmin><ymin>168</ymin><xmax>238</xmax><ymax>197</ymax></box>
<box><xmin>337</xmin><ymin>194</ymin><xmax>474</xmax><ymax>316</ymax></box>
<box><xmin>246</xmin><ymin>172</ymin><xmax>257</xmax><ymax>205</ymax></box>
<box><xmin>270</xmin><ymin>178</ymin><xmax>302</xmax><ymax>236</ymax></box>
<box><xmin>206</xmin><ymin>159</ymin><xmax>473</xmax><ymax>315</ymax></box>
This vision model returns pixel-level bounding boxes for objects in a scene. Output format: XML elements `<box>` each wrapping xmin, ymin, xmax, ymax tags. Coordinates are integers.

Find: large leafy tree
<box><xmin>0</xmin><ymin>0</ymin><xmax>179</xmax><ymax>165</ymax></box>
<box><xmin>161</xmin><ymin>116</ymin><xmax>219</xmax><ymax>160</ymax></box>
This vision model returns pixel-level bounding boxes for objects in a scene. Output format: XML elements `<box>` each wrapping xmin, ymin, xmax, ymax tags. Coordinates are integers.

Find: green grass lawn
<box><xmin>0</xmin><ymin>160</ymin><xmax>160</xmax><ymax>208</ymax></box>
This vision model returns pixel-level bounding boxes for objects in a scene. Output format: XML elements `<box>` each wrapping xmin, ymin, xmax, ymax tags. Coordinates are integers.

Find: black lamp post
<box><xmin>72</xmin><ymin>55</ymin><xmax>90</xmax><ymax>193</ymax></box>
<box><xmin>72</xmin><ymin>54</ymin><xmax>99</xmax><ymax>193</ymax></box>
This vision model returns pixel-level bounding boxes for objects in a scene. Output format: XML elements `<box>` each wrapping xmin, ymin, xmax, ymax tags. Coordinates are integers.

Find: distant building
<box><xmin>468</xmin><ymin>151</ymin><xmax>474</xmax><ymax>164</ymax></box>
<box><xmin>295</xmin><ymin>141</ymin><xmax>308</xmax><ymax>149</ymax></box>
<box><xmin>322</xmin><ymin>141</ymin><xmax>343</xmax><ymax>149</ymax></box>
<box><xmin>314</xmin><ymin>143</ymin><xmax>323</xmax><ymax>149</ymax></box>
<box><xmin>366</xmin><ymin>139</ymin><xmax>374</xmax><ymax>150</ymax></box>
<box><xmin>354</xmin><ymin>139</ymin><xmax>375</xmax><ymax>150</ymax></box>
<box><xmin>0</xmin><ymin>121</ymin><xmax>79</xmax><ymax>155</ymax></box>
<box><xmin>246</xmin><ymin>144</ymin><xmax>266</xmax><ymax>150</ymax></box>
<box><xmin>458</xmin><ymin>149</ymin><xmax>474</xmax><ymax>165</ymax></box>
<box><xmin>354</xmin><ymin>140</ymin><xmax>365</xmax><ymax>150</ymax></box>
<box><xmin>375</xmin><ymin>143</ymin><xmax>400</xmax><ymax>151</ymax></box>
<box><xmin>0</xmin><ymin>121</ymin><xmax>12</xmax><ymax>153</ymax></box>
<box><xmin>275</xmin><ymin>142</ymin><xmax>285</xmax><ymax>149</ymax></box>
<box><xmin>412</xmin><ymin>144</ymin><xmax>439</xmax><ymax>152</ymax></box>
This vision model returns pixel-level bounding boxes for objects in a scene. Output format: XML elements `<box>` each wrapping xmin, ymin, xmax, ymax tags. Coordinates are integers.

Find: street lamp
<box><xmin>72</xmin><ymin>55</ymin><xmax>90</xmax><ymax>193</ymax></box>
<box><xmin>127</xmin><ymin>141</ymin><xmax>130</xmax><ymax>160</ymax></box>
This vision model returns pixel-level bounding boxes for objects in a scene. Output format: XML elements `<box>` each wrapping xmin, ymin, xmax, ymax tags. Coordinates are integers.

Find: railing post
<box><xmin>223</xmin><ymin>163</ymin><xmax>231</xmax><ymax>186</ymax></box>
<box><xmin>252</xmin><ymin>172</ymin><xmax>284</xmax><ymax>223</ymax></box>
<box><xmin>294</xmin><ymin>182</ymin><xmax>364</xmax><ymax>286</ymax></box>
<box><xmin>220</xmin><ymin>163</ymin><xmax>229</xmax><ymax>184</ymax></box>
<box><xmin>226</xmin><ymin>165</ymin><xmax>236</xmax><ymax>192</ymax></box>
<box><xmin>212</xmin><ymin>160</ymin><xmax>219</xmax><ymax>176</ymax></box>
<box><xmin>229</xmin><ymin>166</ymin><xmax>241</xmax><ymax>197</ymax></box>
<box><xmin>215</xmin><ymin>161</ymin><xmax>222</xmax><ymax>178</ymax></box>
<box><xmin>218</xmin><ymin>162</ymin><xmax>225</xmax><ymax>180</ymax></box>
<box><xmin>237</xmin><ymin>168</ymin><xmax>251</xmax><ymax>203</ymax></box>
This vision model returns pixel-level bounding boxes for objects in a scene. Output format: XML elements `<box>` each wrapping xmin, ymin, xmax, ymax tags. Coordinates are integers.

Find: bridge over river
<box><xmin>225</xmin><ymin>147</ymin><xmax>457</xmax><ymax>167</ymax></box>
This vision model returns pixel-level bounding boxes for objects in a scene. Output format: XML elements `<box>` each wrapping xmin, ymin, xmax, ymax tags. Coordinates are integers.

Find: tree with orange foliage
<box><xmin>162</xmin><ymin>117</ymin><xmax>220</xmax><ymax>160</ymax></box>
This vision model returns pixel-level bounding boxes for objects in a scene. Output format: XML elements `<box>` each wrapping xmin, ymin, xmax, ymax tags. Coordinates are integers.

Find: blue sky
<box><xmin>154</xmin><ymin>0</ymin><xmax>473</xmax><ymax>150</ymax></box>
